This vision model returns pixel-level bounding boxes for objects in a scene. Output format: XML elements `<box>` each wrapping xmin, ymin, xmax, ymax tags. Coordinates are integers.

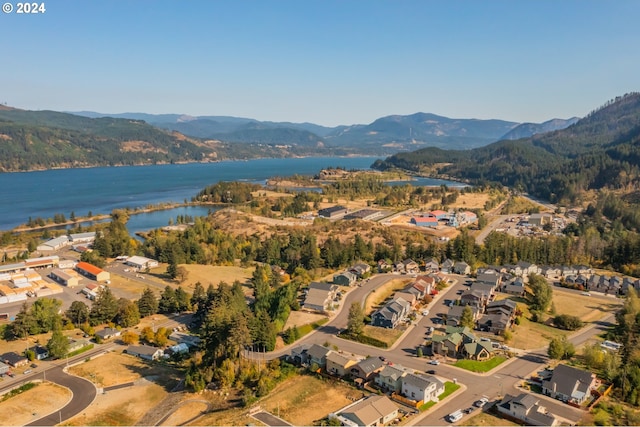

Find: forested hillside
<box><xmin>374</xmin><ymin>93</ymin><xmax>640</xmax><ymax>204</ymax></box>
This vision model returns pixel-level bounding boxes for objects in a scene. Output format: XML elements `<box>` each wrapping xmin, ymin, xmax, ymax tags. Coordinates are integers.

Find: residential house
<box><xmin>375</xmin><ymin>364</ymin><xmax>408</xmax><ymax>392</ymax></box>
<box><xmin>0</xmin><ymin>361</ymin><xmax>9</xmax><ymax>375</ymax></box>
<box><xmin>67</xmin><ymin>338</ymin><xmax>91</xmax><ymax>353</ymax></box>
<box><xmin>166</xmin><ymin>343</ymin><xmax>189</xmax><ymax>355</ymax></box>
<box><xmin>453</xmin><ymin>262</ymin><xmax>471</xmax><ymax>275</ymax></box>
<box><xmin>506</xmin><ymin>264</ymin><xmax>523</xmax><ymax>277</ymax></box>
<box><xmin>498</xmin><ymin>393</ymin><xmax>559</xmax><ymax>426</ymax></box>
<box><xmin>575</xmin><ymin>265</ymin><xmax>593</xmax><ymax>275</ymax></box>
<box><xmin>169</xmin><ymin>332</ymin><xmax>202</xmax><ymax>348</ymax></box>
<box><xmin>303</xmin><ymin>282</ymin><xmax>338</xmax><ymax>312</ymax></box>
<box><xmin>542</xmin><ymin>364</ymin><xmax>597</xmax><ymax>404</ymax></box>
<box><xmin>31</xmin><ymin>345</ymin><xmax>49</xmax><ymax>360</ymax></box>
<box><xmin>410</xmin><ymin>276</ymin><xmax>434</xmax><ymax>297</ymax></box>
<box><xmin>334</xmin><ymin>271</ymin><xmax>357</xmax><ymax>286</ymax></box>
<box><xmin>335</xmin><ymin>395</ymin><xmax>399</xmax><ymax>427</ymax></box>
<box><xmin>610</xmin><ymin>276</ymin><xmax>623</xmax><ymax>293</ymax></box>
<box><xmin>445</xmin><ymin>305</ymin><xmax>480</xmax><ymax>327</ymax></box>
<box><xmin>394</xmin><ymin>291</ymin><xmax>417</xmax><ymax>308</ymax></box>
<box><xmin>517</xmin><ymin>261</ymin><xmax>540</xmax><ymax>276</ymax></box>
<box><xmin>95</xmin><ymin>327</ymin><xmax>122</xmax><ymax>341</ymax></box>
<box><xmin>424</xmin><ymin>258</ymin><xmax>440</xmax><ymax>272</ymax></box>
<box><xmin>126</xmin><ymin>345</ymin><xmax>164</xmax><ymax>361</ymax></box>
<box><xmin>402</xmin><ymin>259</ymin><xmax>420</xmax><ymax>275</ymax></box>
<box><xmin>326</xmin><ymin>351</ymin><xmax>359</xmax><ymax>377</ymax></box>
<box><xmin>394</xmin><ymin>261</ymin><xmax>406</xmax><ymax>274</ymax></box>
<box><xmin>463</xmin><ymin>340</ymin><xmax>494</xmax><ymax>360</ymax></box>
<box><xmin>440</xmin><ymin>259</ymin><xmax>455</xmax><ymax>274</ymax></box>
<box><xmin>377</xmin><ymin>259</ymin><xmax>391</xmax><ymax>273</ymax></box>
<box><xmin>401</xmin><ymin>373</ymin><xmax>445</xmax><ymax>404</ymax></box>
<box><xmin>460</xmin><ymin>289</ymin><xmax>489</xmax><ymax>310</ymax></box>
<box><xmin>540</xmin><ymin>266</ymin><xmax>561</xmax><ymax>280</ymax></box>
<box><xmin>307</xmin><ymin>344</ymin><xmax>331</xmax><ymax>368</ymax></box>
<box><xmin>477</xmin><ymin>272</ymin><xmax>501</xmax><ymax>288</ymax></box>
<box><xmin>502</xmin><ymin>278</ymin><xmax>526</xmax><ymax>296</ymax></box>
<box><xmin>560</xmin><ymin>266</ymin><xmax>578</xmax><ymax>277</ymax></box>
<box><xmin>2</xmin><ymin>352</ymin><xmax>28</xmax><ymax>367</ymax></box>
<box><xmin>478</xmin><ymin>313</ymin><xmax>512</xmax><ymax>335</ymax></box>
<box><xmin>371</xmin><ymin>297</ymin><xmax>411</xmax><ymax>329</ymax></box>
<box><xmin>486</xmin><ymin>299</ymin><xmax>517</xmax><ymax>317</ymax></box>
<box><xmin>350</xmin><ymin>357</ymin><xmax>385</xmax><ymax>381</ymax></box>
<box><xmin>288</xmin><ymin>345</ymin><xmax>310</xmax><ymax>366</ymax></box>
<box><xmin>432</xmin><ymin>326</ymin><xmax>482</xmax><ymax>359</ymax></box>
<box><xmin>349</xmin><ymin>263</ymin><xmax>371</xmax><ymax>278</ymax></box>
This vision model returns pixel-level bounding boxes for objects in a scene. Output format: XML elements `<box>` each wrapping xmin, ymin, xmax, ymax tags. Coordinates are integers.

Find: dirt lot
<box><xmin>193</xmin><ymin>374</ymin><xmax>363</xmax><ymax>426</ymax></box>
<box><xmin>160</xmin><ymin>400</ymin><xmax>210</xmax><ymax>426</ymax></box>
<box><xmin>283</xmin><ymin>310</ymin><xmax>327</xmax><ymax>330</ymax></box>
<box><xmin>448</xmin><ymin>192</ymin><xmax>491</xmax><ymax>210</ymax></box>
<box><xmin>66</xmin><ymin>352</ymin><xmax>180</xmax><ymax>426</ymax></box>
<box><xmin>460</xmin><ymin>411</ymin><xmax>518</xmax><ymax>426</ymax></box>
<box><xmin>501</xmin><ymin>289</ymin><xmax>622</xmax><ymax>350</ymax></box>
<box><xmin>178</xmin><ymin>264</ymin><xmax>255</xmax><ymax>290</ymax></box>
<box><xmin>0</xmin><ymin>382</ymin><xmax>71</xmax><ymax>426</ymax></box>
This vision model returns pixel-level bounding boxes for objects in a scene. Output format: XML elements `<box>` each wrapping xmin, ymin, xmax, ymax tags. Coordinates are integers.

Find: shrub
<box><xmin>553</xmin><ymin>314</ymin><xmax>583</xmax><ymax>331</ymax></box>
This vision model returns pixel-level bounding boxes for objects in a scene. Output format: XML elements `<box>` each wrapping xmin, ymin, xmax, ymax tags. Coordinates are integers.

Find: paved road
<box><xmin>245</xmin><ymin>272</ymin><xmax>612</xmax><ymax>425</ymax></box>
<box><xmin>25</xmin><ymin>363</ymin><xmax>97</xmax><ymax>426</ymax></box>
<box><xmin>252</xmin><ymin>411</ymin><xmax>293</xmax><ymax>426</ymax></box>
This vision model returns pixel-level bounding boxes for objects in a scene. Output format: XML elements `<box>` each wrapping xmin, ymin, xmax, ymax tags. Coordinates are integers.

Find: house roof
<box><xmin>340</xmin><ymin>395</ymin><xmax>398</xmax><ymax>427</ymax></box>
<box><xmin>326</xmin><ymin>351</ymin><xmax>357</xmax><ymax>367</ymax></box>
<box><xmin>308</xmin><ymin>281</ymin><xmax>336</xmax><ymax>291</ymax></box>
<box><xmin>402</xmin><ymin>373</ymin><xmax>434</xmax><ymax>390</ymax></box>
<box><xmin>304</xmin><ymin>288</ymin><xmax>332</xmax><ymax>308</ymax></box>
<box><xmin>378</xmin><ymin>365</ymin><xmax>407</xmax><ymax>381</ymax></box>
<box><xmin>447</xmin><ymin>305</ymin><xmax>479</xmax><ymax>320</ymax></box>
<box><xmin>307</xmin><ymin>344</ymin><xmax>330</xmax><ymax>360</ymax></box>
<box><xmin>464</xmin><ymin>341</ymin><xmax>494</xmax><ymax>356</ymax></box>
<box><xmin>355</xmin><ymin>357</ymin><xmax>385</xmax><ymax>374</ymax></box>
<box><xmin>543</xmin><ymin>364</ymin><xmax>595</xmax><ymax>400</ymax></box>
<box><xmin>487</xmin><ymin>299</ymin><xmax>517</xmax><ymax>312</ymax></box>
<box><xmin>500</xmin><ymin>393</ymin><xmax>558</xmax><ymax>426</ymax></box>
<box><xmin>96</xmin><ymin>327</ymin><xmax>120</xmax><ymax>338</ymax></box>
<box><xmin>2</xmin><ymin>352</ymin><xmax>27</xmax><ymax>365</ymax></box>
<box><xmin>127</xmin><ymin>345</ymin><xmax>161</xmax><ymax>356</ymax></box>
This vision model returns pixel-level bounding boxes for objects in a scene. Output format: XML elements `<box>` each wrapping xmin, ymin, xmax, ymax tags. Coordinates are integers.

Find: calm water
<box><xmin>0</xmin><ymin>157</ymin><xmax>379</xmax><ymax>230</ymax></box>
<box><xmin>0</xmin><ymin>157</ymin><xmax>465</xmax><ymax>231</ymax></box>
<box><xmin>126</xmin><ymin>205</ymin><xmax>217</xmax><ymax>237</ymax></box>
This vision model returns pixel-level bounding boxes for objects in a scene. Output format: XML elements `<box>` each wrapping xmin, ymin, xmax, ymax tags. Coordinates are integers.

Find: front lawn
<box><xmin>454</xmin><ymin>356</ymin><xmax>507</xmax><ymax>373</ymax></box>
<box><xmin>419</xmin><ymin>381</ymin><xmax>461</xmax><ymax>411</ymax></box>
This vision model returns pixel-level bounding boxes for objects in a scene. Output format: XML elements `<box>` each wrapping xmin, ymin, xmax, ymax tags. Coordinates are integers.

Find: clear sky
<box><xmin>2</xmin><ymin>0</ymin><xmax>639</xmax><ymax>126</ymax></box>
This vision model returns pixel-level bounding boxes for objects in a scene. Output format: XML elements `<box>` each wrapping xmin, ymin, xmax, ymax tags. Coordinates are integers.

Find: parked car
<box><xmin>447</xmin><ymin>410</ymin><xmax>463</xmax><ymax>423</ymax></box>
<box><xmin>428</xmin><ymin>359</ymin><xmax>440</xmax><ymax>365</ymax></box>
<box><xmin>463</xmin><ymin>407</ymin><xmax>475</xmax><ymax>414</ymax></box>
<box><xmin>581</xmin><ymin>292</ymin><xmax>591</xmax><ymax>296</ymax></box>
<box><xmin>426</xmin><ymin>369</ymin><xmax>436</xmax><ymax>374</ymax></box>
<box><xmin>24</xmin><ymin>369</ymin><xmax>32</xmax><ymax>375</ymax></box>
<box><xmin>474</xmin><ymin>397</ymin><xmax>489</xmax><ymax>408</ymax></box>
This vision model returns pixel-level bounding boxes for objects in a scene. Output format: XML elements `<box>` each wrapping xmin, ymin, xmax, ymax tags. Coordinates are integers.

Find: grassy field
<box><xmin>362</xmin><ymin>324</ymin><xmax>405</xmax><ymax>347</ymax></box>
<box><xmin>0</xmin><ymin>382</ymin><xmax>71</xmax><ymax>426</ymax></box>
<box><xmin>177</xmin><ymin>264</ymin><xmax>255</xmax><ymax>292</ymax></box>
<box><xmin>454</xmin><ymin>356</ymin><xmax>507</xmax><ymax>373</ymax></box>
<box><xmin>448</xmin><ymin>192</ymin><xmax>491</xmax><ymax>210</ymax></box>
<box><xmin>193</xmin><ymin>374</ymin><xmax>363</xmax><ymax>426</ymax></box>
<box><xmin>364</xmin><ymin>278</ymin><xmax>411</xmax><ymax>314</ymax></box>
<box><xmin>497</xmin><ymin>290</ymin><xmax>621</xmax><ymax>350</ymax></box>
<box><xmin>419</xmin><ymin>381</ymin><xmax>461</xmax><ymax>411</ymax></box>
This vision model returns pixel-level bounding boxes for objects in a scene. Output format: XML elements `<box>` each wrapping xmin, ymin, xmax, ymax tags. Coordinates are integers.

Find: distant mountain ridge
<box><xmin>499</xmin><ymin>117</ymin><xmax>580</xmax><ymax>140</ymax></box>
<box><xmin>374</xmin><ymin>92</ymin><xmax>640</xmax><ymax>204</ymax></box>
<box><xmin>74</xmin><ymin>110</ymin><xmax>574</xmax><ymax>151</ymax></box>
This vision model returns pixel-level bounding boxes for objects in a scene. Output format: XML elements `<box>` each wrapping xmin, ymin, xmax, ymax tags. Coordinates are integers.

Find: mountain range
<box><xmin>0</xmin><ymin>102</ymin><xmax>581</xmax><ymax>172</ymax></box>
<box><xmin>374</xmin><ymin>92</ymin><xmax>640</xmax><ymax>205</ymax></box>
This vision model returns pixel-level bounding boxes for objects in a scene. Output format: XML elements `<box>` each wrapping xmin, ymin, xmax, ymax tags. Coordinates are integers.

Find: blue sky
<box><xmin>2</xmin><ymin>0</ymin><xmax>639</xmax><ymax>126</ymax></box>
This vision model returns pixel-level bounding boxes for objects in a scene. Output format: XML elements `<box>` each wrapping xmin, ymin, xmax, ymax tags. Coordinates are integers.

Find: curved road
<box><xmin>246</xmin><ymin>274</ymin><xmax>617</xmax><ymax>425</ymax></box>
<box><xmin>25</xmin><ymin>365</ymin><xmax>97</xmax><ymax>426</ymax></box>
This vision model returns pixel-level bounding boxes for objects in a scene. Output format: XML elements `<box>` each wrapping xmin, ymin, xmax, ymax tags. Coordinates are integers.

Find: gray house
<box><xmin>542</xmin><ymin>364</ymin><xmax>596</xmax><ymax>404</ymax></box>
<box><xmin>334</xmin><ymin>271</ymin><xmax>357</xmax><ymax>286</ymax></box>
<box><xmin>498</xmin><ymin>393</ymin><xmax>559</xmax><ymax>426</ymax></box>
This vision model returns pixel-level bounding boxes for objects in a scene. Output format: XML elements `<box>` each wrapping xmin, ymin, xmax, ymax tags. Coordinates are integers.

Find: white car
<box><xmin>421</xmin><ymin>309</ymin><xmax>429</xmax><ymax>316</ymax></box>
<box><xmin>447</xmin><ymin>410</ymin><xmax>463</xmax><ymax>422</ymax></box>
<box><xmin>428</xmin><ymin>359</ymin><xmax>440</xmax><ymax>365</ymax></box>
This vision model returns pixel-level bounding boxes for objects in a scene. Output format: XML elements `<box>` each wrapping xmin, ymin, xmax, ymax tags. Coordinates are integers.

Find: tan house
<box><xmin>334</xmin><ymin>395</ymin><xmax>399</xmax><ymax>427</ymax></box>
<box><xmin>326</xmin><ymin>351</ymin><xmax>358</xmax><ymax>377</ymax></box>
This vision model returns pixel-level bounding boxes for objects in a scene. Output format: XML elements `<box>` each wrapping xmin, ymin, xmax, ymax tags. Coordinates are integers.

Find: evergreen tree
<box><xmin>460</xmin><ymin>305</ymin><xmax>476</xmax><ymax>329</ymax></box>
<box><xmin>137</xmin><ymin>286</ymin><xmax>158</xmax><ymax>318</ymax></box>
<box><xmin>10</xmin><ymin>302</ymin><xmax>35</xmax><ymax>339</ymax></box>
<box><xmin>175</xmin><ymin>286</ymin><xmax>192</xmax><ymax>312</ymax></box>
<box><xmin>89</xmin><ymin>287</ymin><xmax>119</xmax><ymax>326</ymax></box>
<box><xmin>347</xmin><ymin>302</ymin><xmax>365</xmax><ymax>336</ymax></box>
<box><xmin>115</xmin><ymin>298</ymin><xmax>141</xmax><ymax>327</ymax></box>
<box><xmin>190</xmin><ymin>281</ymin><xmax>206</xmax><ymax>310</ymax></box>
<box><xmin>527</xmin><ymin>274</ymin><xmax>553</xmax><ymax>313</ymax></box>
<box><xmin>158</xmin><ymin>286</ymin><xmax>179</xmax><ymax>314</ymax></box>
<box><xmin>66</xmin><ymin>301</ymin><xmax>90</xmax><ymax>326</ymax></box>
<box><xmin>47</xmin><ymin>320</ymin><xmax>69</xmax><ymax>359</ymax></box>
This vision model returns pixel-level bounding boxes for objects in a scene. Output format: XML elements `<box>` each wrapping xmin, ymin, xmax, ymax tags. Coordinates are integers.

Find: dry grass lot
<box><xmin>193</xmin><ymin>375</ymin><xmax>363</xmax><ymax>426</ymax></box>
<box><xmin>66</xmin><ymin>352</ymin><xmax>180</xmax><ymax>426</ymax></box>
<box><xmin>500</xmin><ymin>289</ymin><xmax>622</xmax><ymax>350</ymax></box>
<box><xmin>160</xmin><ymin>400</ymin><xmax>210</xmax><ymax>426</ymax></box>
<box><xmin>283</xmin><ymin>310</ymin><xmax>327</xmax><ymax>330</ymax></box>
<box><xmin>0</xmin><ymin>382</ymin><xmax>71</xmax><ymax>426</ymax></box>
<box><xmin>448</xmin><ymin>192</ymin><xmax>491</xmax><ymax>210</ymax></box>
<box><xmin>460</xmin><ymin>411</ymin><xmax>518</xmax><ymax>426</ymax></box>
<box><xmin>178</xmin><ymin>264</ymin><xmax>254</xmax><ymax>290</ymax></box>
<box><xmin>364</xmin><ymin>278</ymin><xmax>411</xmax><ymax>314</ymax></box>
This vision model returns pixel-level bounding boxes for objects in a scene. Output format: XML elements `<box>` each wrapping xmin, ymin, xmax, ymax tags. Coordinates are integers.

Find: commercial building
<box><xmin>76</xmin><ymin>262</ymin><xmax>110</xmax><ymax>282</ymax></box>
